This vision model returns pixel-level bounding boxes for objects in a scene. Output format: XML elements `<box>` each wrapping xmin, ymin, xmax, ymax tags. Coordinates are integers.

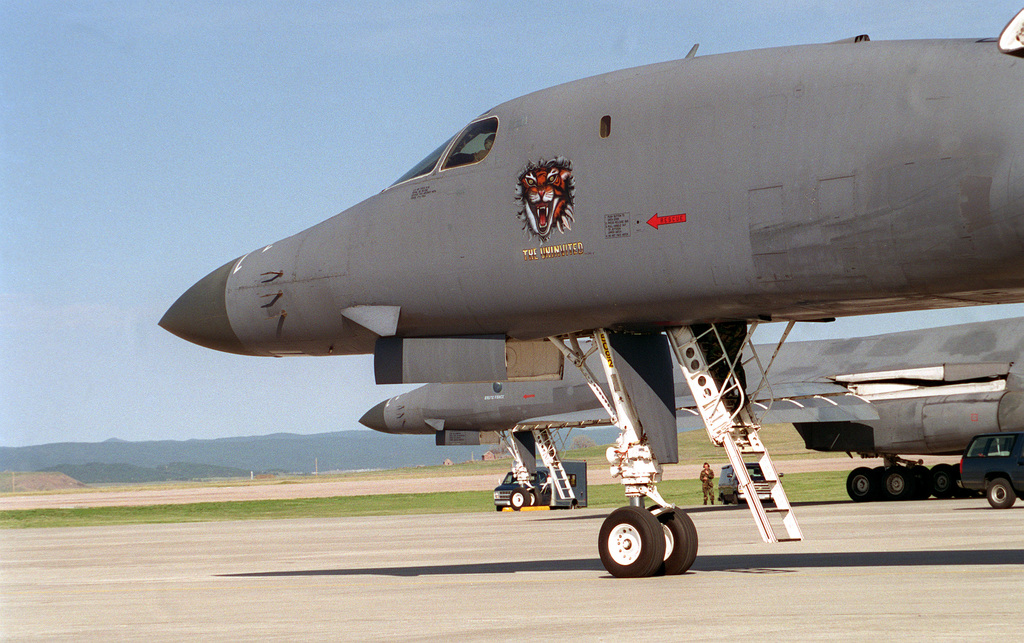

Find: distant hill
<box><xmin>0</xmin><ymin>429</ymin><xmax>620</xmax><ymax>482</ymax></box>
<box><xmin>5</xmin><ymin>472</ymin><xmax>87</xmax><ymax>493</ymax></box>
<box><xmin>41</xmin><ymin>462</ymin><xmax>251</xmax><ymax>484</ymax></box>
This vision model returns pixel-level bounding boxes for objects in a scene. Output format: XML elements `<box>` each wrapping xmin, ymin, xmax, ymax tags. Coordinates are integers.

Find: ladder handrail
<box><xmin>668</xmin><ymin>325</ymin><xmax>802</xmax><ymax>543</ymax></box>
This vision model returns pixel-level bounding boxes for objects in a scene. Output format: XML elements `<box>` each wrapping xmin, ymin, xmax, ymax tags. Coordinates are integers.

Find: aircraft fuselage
<box><xmin>163</xmin><ymin>39</ymin><xmax>1024</xmax><ymax>358</ymax></box>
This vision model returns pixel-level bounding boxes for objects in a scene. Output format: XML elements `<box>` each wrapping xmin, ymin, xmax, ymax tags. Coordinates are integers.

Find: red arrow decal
<box><xmin>647</xmin><ymin>213</ymin><xmax>687</xmax><ymax>230</ymax></box>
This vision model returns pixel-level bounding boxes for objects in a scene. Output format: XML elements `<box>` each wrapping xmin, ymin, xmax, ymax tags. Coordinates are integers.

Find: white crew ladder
<box><xmin>532</xmin><ymin>427</ymin><xmax>576</xmax><ymax>502</ymax></box>
<box><xmin>667</xmin><ymin>325</ymin><xmax>802</xmax><ymax>543</ymax></box>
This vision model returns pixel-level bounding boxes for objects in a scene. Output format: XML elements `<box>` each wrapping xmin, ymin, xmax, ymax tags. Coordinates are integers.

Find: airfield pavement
<box><xmin>2</xmin><ymin>495</ymin><xmax>1022</xmax><ymax>641</ymax></box>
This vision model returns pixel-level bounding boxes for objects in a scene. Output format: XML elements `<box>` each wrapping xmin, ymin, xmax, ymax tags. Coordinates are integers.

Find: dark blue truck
<box><xmin>960</xmin><ymin>432</ymin><xmax>1024</xmax><ymax>509</ymax></box>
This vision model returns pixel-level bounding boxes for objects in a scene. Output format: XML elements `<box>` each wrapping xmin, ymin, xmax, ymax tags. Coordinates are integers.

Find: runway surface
<box><xmin>3</xmin><ymin>497</ymin><xmax>1021</xmax><ymax>640</ymax></box>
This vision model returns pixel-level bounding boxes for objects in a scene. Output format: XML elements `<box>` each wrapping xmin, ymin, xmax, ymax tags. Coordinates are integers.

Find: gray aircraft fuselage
<box><xmin>162</xmin><ymin>38</ymin><xmax>1024</xmax><ymax>361</ymax></box>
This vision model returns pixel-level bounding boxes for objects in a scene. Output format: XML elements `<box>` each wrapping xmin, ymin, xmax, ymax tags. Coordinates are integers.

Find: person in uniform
<box><xmin>700</xmin><ymin>462</ymin><xmax>715</xmax><ymax>505</ymax></box>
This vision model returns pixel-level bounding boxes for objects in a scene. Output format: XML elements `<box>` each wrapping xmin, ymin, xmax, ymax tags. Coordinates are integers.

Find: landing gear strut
<box><xmin>550</xmin><ymin>330</ymin><xmax>691</xmax><ymax>577</ymax></box>
<box><xmin>551</xmin><ymin>323</ymin><xmax>798</xmax><ymax>578</ymax></box>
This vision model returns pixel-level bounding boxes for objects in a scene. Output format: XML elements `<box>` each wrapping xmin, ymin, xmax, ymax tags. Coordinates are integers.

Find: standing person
<box><xmin>700</xmin><ymin>462</ymin><xmax>715</xmax><ymax>505</ymax></box>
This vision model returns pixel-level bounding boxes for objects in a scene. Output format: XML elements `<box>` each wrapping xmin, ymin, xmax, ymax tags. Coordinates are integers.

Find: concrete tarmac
<box><xmin>2</xmin><ymin>498</ymin><xmax>1022</xmax><ymax>641</ymax></box>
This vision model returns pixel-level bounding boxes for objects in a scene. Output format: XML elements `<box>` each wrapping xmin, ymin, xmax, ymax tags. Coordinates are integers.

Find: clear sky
<box><xmin>2</xmin><ymin>1</ymin><xmax>1023</xmax><ymax>447</ymax></box>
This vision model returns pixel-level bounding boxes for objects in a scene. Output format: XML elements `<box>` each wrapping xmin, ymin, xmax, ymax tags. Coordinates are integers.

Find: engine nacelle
<box><xmin>796</xmin><ymin>390</ymin><xmax>1024</xmax><ymax>456</ymax></box>
<box><xmin>374</xmin><ymin>336</ymin><xmax>563</xmax><ymax>384</ymax></box>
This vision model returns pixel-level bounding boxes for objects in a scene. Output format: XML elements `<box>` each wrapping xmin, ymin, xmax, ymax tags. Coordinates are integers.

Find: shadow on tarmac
<box><xmin>223</xmin><ymin>548</ymin><xmax>1023</xmax><ymax>578</ymax></box>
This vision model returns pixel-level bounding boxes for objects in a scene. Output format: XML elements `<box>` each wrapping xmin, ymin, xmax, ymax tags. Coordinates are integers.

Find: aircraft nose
<box><xmin>159</xmin><ymin>258</ymin><xmax>253</xmax><ymax>355</ymax></box>
<box><xmin>359</xmin><ymin>400</ymin><xmax>390</xmax><ymax>432</ymax></box>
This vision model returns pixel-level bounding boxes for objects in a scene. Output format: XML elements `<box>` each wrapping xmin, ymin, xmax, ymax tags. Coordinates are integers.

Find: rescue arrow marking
<box><xmin>647</xmin><ymin>213</ymin><xmax>687</xmax><ymax>229</ymax></box>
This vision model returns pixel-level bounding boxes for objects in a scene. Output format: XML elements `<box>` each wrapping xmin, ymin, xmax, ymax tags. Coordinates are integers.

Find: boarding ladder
<box><xmin>667</xmin><ymin>325</ymin><xmax>802</xmax><ymax>543</ymax></box>
<box><xmin>531</xmin><ymin>427</ymin><xmax>576</xmax><ymax>502</ymax></box>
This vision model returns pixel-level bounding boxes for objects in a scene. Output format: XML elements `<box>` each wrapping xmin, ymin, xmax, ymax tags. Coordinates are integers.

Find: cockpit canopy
<box><xmin>391</xmin><ymin>116</ymin><xmax>498</xmax><ymax>186</ymax></box>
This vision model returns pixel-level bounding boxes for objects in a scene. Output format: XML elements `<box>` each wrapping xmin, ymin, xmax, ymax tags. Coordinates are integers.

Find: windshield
<box><xmin>390</xmin><ymin>136</ymin><xmax>455</xmax><ymax>186</ymax></box>
<box><xmin>441</xmin><ymin>117</ymin><xmax>498</xmax><ymax>170</ymax></box>
<box><xmin>391</xmin><ymin>117</ymin><xmax>499</xmax><ymax>187</ymax></box>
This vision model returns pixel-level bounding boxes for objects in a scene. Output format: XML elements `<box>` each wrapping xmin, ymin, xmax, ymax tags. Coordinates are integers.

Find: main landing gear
<box><xmin>845</xmin><ymin>457</ymin><xmax>977</xmax><ymax>502</ymax></box>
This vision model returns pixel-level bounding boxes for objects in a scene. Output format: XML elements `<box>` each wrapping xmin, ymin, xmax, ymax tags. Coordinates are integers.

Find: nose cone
<box><xmin>159</xmin><ymin>258</ymin><xmax>252</xmax><ymax>355</ymax></box>
<box><xmin>359</xmin><ymin>400</ymin><xmax>390</xmax><ymax>432</ymax></box>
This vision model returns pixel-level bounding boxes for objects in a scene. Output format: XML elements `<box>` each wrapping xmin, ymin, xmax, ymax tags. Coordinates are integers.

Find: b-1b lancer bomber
<box><xmin>162</xmin><ymin>10</ymin><xmax>1024</xmax><ymax>577</ymax></box>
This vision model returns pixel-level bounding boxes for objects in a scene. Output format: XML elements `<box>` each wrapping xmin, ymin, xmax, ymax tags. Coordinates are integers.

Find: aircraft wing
<box><xmin>508</xmin><ymin>381</ymin><xmax>878</xmax><ymax>433</ymax></box>
<box><xmin>511</xmin><ymin>410</ymin><xmax>616</xmax><ymax>432</ymax></box>
<box><xmin>677</xmin><ymin>390</ymin><xmax>879</xmax><ymax>430</ymax></box>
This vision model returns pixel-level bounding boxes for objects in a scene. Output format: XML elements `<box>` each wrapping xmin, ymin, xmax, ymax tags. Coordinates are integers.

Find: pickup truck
<box><xmin>960</xmin><ymin>432</ymin><xmax>1024</xmax><ymax>509</ymax></box>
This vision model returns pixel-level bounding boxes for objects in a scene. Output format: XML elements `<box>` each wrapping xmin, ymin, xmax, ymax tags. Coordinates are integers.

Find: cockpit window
<box><xmin>441</xmin><ymin>117</ymin><xmax>498</xmax><ymax>170</ymax></box>
<box><xmin>390</xmin><ymin>135</ymin><xmax>455</xmax><ymax>186</ymax></box>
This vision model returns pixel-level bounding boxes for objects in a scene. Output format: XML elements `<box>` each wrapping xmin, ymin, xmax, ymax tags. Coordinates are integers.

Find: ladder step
<box><xmin>668</xmin><ymin>324</ymin><xmax>802</xmax><ymax>544</ymax></box>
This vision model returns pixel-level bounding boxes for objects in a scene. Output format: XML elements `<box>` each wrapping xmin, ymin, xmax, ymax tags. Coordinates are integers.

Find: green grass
<box><xmin>0</xmin><ymin>471</ymin><xmax>850</xmax><ymax>529</ymax></box>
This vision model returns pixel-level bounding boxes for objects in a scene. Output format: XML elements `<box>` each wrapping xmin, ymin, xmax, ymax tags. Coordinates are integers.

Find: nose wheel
<box><xmin>599</xmin><ymin>507</ymin><xmax>666</xmax><ymax>578</ymax></box>
<box><xmin>598</xmin><ymin>506</ymin><xmax>699</xmax><ymax>577</ymax></box>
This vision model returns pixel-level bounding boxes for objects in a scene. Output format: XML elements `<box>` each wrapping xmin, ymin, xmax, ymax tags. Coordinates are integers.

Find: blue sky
<box><xmin>2</xmin><ymin>1</ymin><xmax>1022</xmax><ymax>447</ymax></box>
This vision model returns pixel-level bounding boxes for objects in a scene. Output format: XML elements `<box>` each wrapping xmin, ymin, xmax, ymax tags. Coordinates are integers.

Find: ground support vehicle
<box><xmin>960</xmin><ymin>432</ymin><xmax>1024</xmax><ymax>508</ymax></box>
<box><xmin>494</xmin><ymin>461</ymin><xmax>587</xmax><ymax>510</ymax></box>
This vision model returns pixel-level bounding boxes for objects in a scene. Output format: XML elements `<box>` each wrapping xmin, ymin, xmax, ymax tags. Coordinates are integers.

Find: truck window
<box><xmin>988</xmin><ymin>436</ymin><xmax>1015</xmax><ymax>456</ymax></box>
<box><xmin>965</xmin><ymin>435</ymin><xmax>1016</xmax><ymax>457</ymax></box>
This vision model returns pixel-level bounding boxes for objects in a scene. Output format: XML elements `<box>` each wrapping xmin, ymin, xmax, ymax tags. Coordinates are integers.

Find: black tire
<box><xmin>911</xmin><ymin>465</ymin><xmax>933</xmax><ymax>499</ymax></box>
<box><xmin>986</xmin><ymin>477</ymin><xmax>1016</xmax><ymax>509</ymax></box>
<box><xmin>846</xmin><ymin>467</ymin><xmax>877</xmax><ymax>502</ymax></box>
<box><xmin>598</xmin><ymin>506</ymin><xmax>666</xmax><ymax>578</ymax></box>
<box><xmin>509</xmin><ymin>488</ymin><xmax>533</xmax><ymax>510</ymax></box>
<box><xmin>655</xmin><ymin>510</ymin><xmax>699</xmax><ymax>576</ymax></box>
<box><xmin>881</xmin><ymin>467</ymin><xmax>915</xmax><ymax>501</ymax></box>
<box><xmin>951</xmin><ymin>468</ymin><xmax>975</xmax><ymax>498</ymax></box>
<box><xmin>930</xmin><ymin>464</ymin><xmax>956</xmax><ymax>499</ymax></box>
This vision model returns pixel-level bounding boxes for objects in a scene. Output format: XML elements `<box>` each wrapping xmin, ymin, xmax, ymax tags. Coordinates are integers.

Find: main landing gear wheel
<box><xmin>598</xmin><ymin>506</ymin><xmax>666</xmax><ymax>578</ymax></box>
<box><xmin>986</xmin><ymin>477</ymin><xmax>1016</xmax><ymax>509</ymax></box>
<box><xmin>930</xmin><ymin>464</ymin><xmax>957</xmax><ymax>499</ymax></box>
<box><xmin>846</xmin><ymin>467</ymin><xmax>877</xmax><ymax>502</ymax></box>
<box><xmin>655</xmin><ymin>509</ymin><xmax>698</xmax><ymax>576</ymax></box>
<box><xmin>509</xmin><ymin>488</ymin><xmax>534</xmax><ymax>510</ymax></box>
<box><xmin>911</xmin><ymin>465</ymin><xmax>933</xmax><ymax>500</ymax></box>
<box><xmin>882</xmin><ymin>467</ymin><xmax>915</xmax><ymax>501</ymax></box>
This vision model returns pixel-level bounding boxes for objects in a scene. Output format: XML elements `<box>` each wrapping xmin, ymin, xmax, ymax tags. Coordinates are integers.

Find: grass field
<box><xmin>0</xmin><ymin>470</ymin><xmax>851</xmax><ymax>529</ymax></box>
<box><xmin>0</xmin><ymin>425</ymin><xmax>854</xmax><ymax>529</ymax></box>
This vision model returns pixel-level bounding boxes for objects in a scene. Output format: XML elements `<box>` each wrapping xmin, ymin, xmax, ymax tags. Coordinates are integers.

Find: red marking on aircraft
<box><xmin>646</xmin><ymin>213</ymin><xmax>687</xmax><ymax>229</ymax></box>
<box><xmin>523</xmin><ymin>394</ymin><xmax>535</xmax><ymax>399</ymax></box>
